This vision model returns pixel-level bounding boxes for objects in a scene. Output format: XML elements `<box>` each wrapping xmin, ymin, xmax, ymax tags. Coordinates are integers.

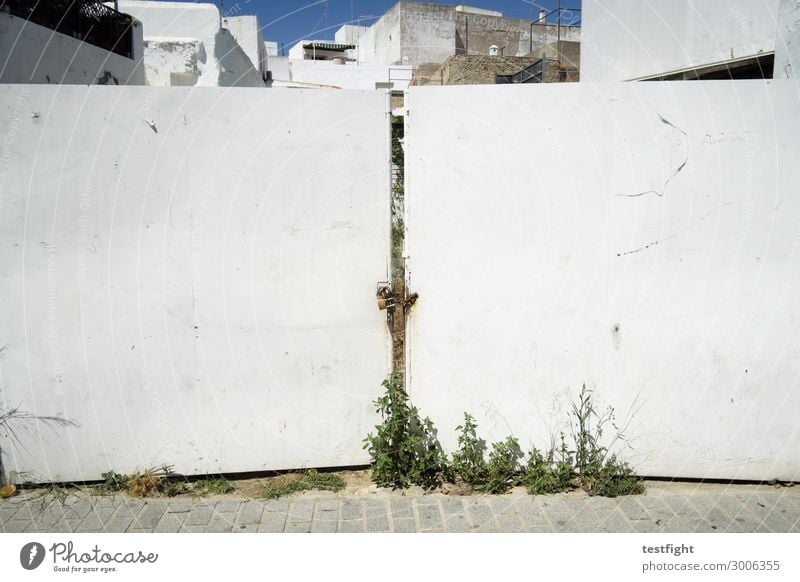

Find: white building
<box><xmin>113</xmin><ymin>1</ymin><xmax>264</xmax><ymax>87</ymax></box>
<box><xmin>0</xmin><ymin>1</ymin><xmax>145</xmax><ymax>85</ymax></box>
<box><xmin>224</xmin><ymin>14</ymin><xmax>268</xmax><ymax>80</ymax></box>
<box><xmin>580</xmin><ymin>0</ymin><xmax>797</xmax><ymax>81</ymax></box>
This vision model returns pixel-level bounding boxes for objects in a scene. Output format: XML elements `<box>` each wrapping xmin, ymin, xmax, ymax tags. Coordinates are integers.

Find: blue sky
<box><xmin>153</xmin><ymin>0</ymin><xmax>580</xmax><ymax>54</ymax></box>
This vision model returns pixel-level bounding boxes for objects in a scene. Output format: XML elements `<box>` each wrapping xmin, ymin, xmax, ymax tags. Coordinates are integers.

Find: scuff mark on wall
<box><xmin>616</xmin><ymin>201</ymin><xmax>733</xmax><ymax>257</ymax></box>
<box><xmin>617</xmin><ymin>110</ymin><xmax>689</xmax><ymax>199</ymax></box>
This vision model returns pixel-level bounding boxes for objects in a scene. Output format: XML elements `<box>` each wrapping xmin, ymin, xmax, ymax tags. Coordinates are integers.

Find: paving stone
<box><xmin>663</xmin><ymin>496</ymin><xmax>701</xmax><ymax>518</ymax></box>
<box><xmin>617</xmin><ymin>497</ymin><xmax>650</xmax><ymax>521</ymax></box>
<box><xmin>206</xmin><ymin>513</ymin><xmax>234</xmax><ymax>533</ymax></box>
<box><xmin>234</xmin><ymin>501</ymin><xmax>264</xmax><ymax>526</ymax></box>
<box><xmin>153</xmin><ymin>512</ymin><xmax>183</xmax><ymax>533</ymax></box>
<box><xmin>88</xmin><ymin>505</ymin><xmax>118</xmax><ymax>522</ymax></box>
<box><xmin>538</xmin><ymin>498</ymin><xmax>573</xmax><ymax>514</ymax></box>
<box><xmin>440</xmin><ymin>497</ymin><xmax>466</xmax><ymax>515</ymax></box>
<box><xmin>22</xmin><ymin>521</ymin><xmax>44</xmax><ymax>533</ymax></box>
<box><xmin>179</xmin><ymin>524</ymin><xmax>206</xmax><ymax>533</ymax></box>
<box><xmin>496</xmin><ymin>513</ymin><xmax>524</xmax><ymax>532</ymax></box>
<box><xmin>285</xmin><ymin>520</ymin><xmax>311</xmax><ymax>533</ymax></box>
<box><xmin>44</xmin><ymin>517</ymin><xmax>82</xmax><ymax>533</ymax></box>
<box><xmin>339</xmin><ymin>519</ymin><xmax>365</xmax><ymax>533</ymax></box>
<box><xmin>597</xmin><ymin>509</ymin><xmax>634</xmax><ymax>533</ymax></box>
<box><xmin>234</xmin><ymin>524</ymin><xmax>259</xmax><ymax>533</ymax></box>
<box><xmin>466</xmin><ymin>500</ymin><xmax>494</xmax><ymax>529</ymax></box>
<box><xmin>443</xmin><ymin>512</ymin><xmax>472</xmax><ymax>532</ymax></box>
<box><xmin>32</xmin><ymin>505</ymin><xmax>70</xmax><ymax>529</ymax></box>
<box><xmin>132</xmin><ymin>503</ymin><xmax>167</xmax><ymax>529</ymax></box>
<box><xmin>486</xmin><ymin>496</ymin><xmax>516</xmax><ymax>515</ymax></box>
<box><xmin>759</xmin><ymin>512</ymin><xmax>795</xmax><ymax>533</ymax></box>
<box><xmin>258</xmin><ymin>511</ymin><xmax>286</xmax><ymax>533</ymax></box>
<box><xmin>127</xmin><ymin>528</ymin><xmax>154</xmax><ymax>534</ymax></box>
<box><xmin>341</xmin><ymin>499</ymin><xmax>364</xmax><ymax>521</ymax></box>
<box><xmin>316</xmin><ymin>499</ymin><xmax>339</xmax><ymax>513</ymax></box>
<box><xmin>416</xmin><ymin>500</ymin><xmax>443</xmax><ymax>530</ymax></box>
<box><xmin>215</xmin><ymin>500</ymin><xmax>241</xmax><ymax>514</ymax></box>
<box><xmin>703</xmin><ymin>508</ymin><xmax>735</xmax><ymax>531</ymax></box>
<box><xmin>365</xmin><ymin>499</ymin><xmax>388</xmax><ymax>518</ymax></box>
<box><xmin>584</xmin><ymin>495</ymin><xmax>619</xmax><ymax>511</ymax></box>
<box><xmin>692</xmin><ymin>520</ymin><xmax>719</xmax><ymax>533</ymax></box>
<box><xmin>310</xmin><ymin>517</ymin><xmax>338</xmax><ymax>533</ymax></box>
<box><xmin>113</xmin><ymin>500</ymin><xmax>146</xmax><ymax>517</ymax></box>
<box><xmin>100</xmin><ymin>515</ymin><xmax>134</xmax><ymax>533</ymax></box>
<box><xmin>185</xmin><ymin>504</ymin><xmax>214</xmax><ymax>526</ymax></box>
<box><xmin>61</xmin><ymin>499</ymin><xmax>94</xmax><ymax>520</ymax></box>
<box><xmin>548</xmin><ymin>512</ymin><xmax>573</xmax><ymax>531</ymax></box>
<box><xmin>389</xmin><ymin>498</ymin><xmax>413</xmax><ymax>520</ymax></box>
<box><xmin>366</xmin><ymin>516</ymin><xmax>390</xmax><ymax>532</ymax></box>
<box><xmin>0</xmin><ymin>505</ymin><xmax>20</xmax><ymax>522</ymax></box>
<box><xmin>288</xmin><ymin>500</ymin><xmax>314</xmax><ymax>523</ymax></box>
<box><xmin>167</xmin><ymin>500</ymin><xmax>193</xmax><ymax>513</ymax></box>
<box><xmin>660</xmin><ymin>518</ymin><xmax>701</xmax><ymax>533</ymax></box>
<box><xmin>76</xmin><ymin>513</ymin><xmax>107</xmax><ymax>532</ymax></box>
<box><xmin>264</xmin><ymin>499</ymin><xmax>290</xmax><ymax>512</ymax></box>
<box><xmin>637</xmin><ymin>496</ymin><xmax>673</xmax><ymax>515</ymax></box>
<box><xmin>90</xmin><ymin>495</ymin><xmax>122</xmax><ymax>508</ymax></box>
<box><xmin>632</xmin><ymin>519</ymin><xmax>664</xmax><ymax>533</ymax></box>
<box><xmin>520</xmin><ymin>509</ymin><xmax>549</xmax><ymax>528</ymax></box>
<box><xmin>392</xmin><ymin>518</ymin><xmax>417</xmax><ymax>533</ymax></box>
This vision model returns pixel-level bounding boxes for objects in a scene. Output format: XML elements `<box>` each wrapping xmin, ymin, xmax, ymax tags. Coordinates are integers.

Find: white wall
<box><xmin>0</xmin><ymin>85</ymin><xmax>390</xmax><ymax>483</ymax></box>
<box><xmin>405</xmin><ymin>80</ymin><xmax>800</xmax><ymax>481</ymax></box>
<box><xmin>0</xmin><ymin>13</ymin><xmax>145</xmax><ymax>85</ymax></box>
<box><xmin>775</xmin><ymin>0</ymin><xmax>800</xmax><ymax>77</ymax></box>
<box><xmin>268</xmin><ymin>55</ymin><xmax>291</xmax><ymax>81</ymax></box>
<box><xmin>290</xmin><ymin>60</ymin><xmax>412</xmax><ymax>90</ymax></box>
<box><xmin>335</xmin><ymin>25</ymin><xmax>369</xmax><ymax>45</ymax></box>
<box><xmin>115</xmin><ymin>1</ymin><xmax>262</xmax><ymax>87</ymax></box>
<box><xmin>142</xmin><ymin>37</ymin><xmax>203</xmax><ymax>86</ymax></box>
<box><xmin>224</xmin><ymin>15</ymin><xmax>266</xmax><ymax>77</ymax></box>
<box><xmin>581</xmin><ymin>0</ymin><xmax>781</xmax><ymax>81</ymax></box>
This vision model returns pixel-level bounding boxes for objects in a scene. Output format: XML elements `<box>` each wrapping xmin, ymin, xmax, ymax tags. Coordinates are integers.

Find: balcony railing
<box><xmin>2</xmin><ymin>0</ymin><xmax>135</xmax><ymax>59</ymax></box>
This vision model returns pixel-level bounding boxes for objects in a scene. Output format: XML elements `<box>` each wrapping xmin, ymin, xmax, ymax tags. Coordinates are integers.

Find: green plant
<box><xmin>568</xmin><ymin>385</ymin><xmax>643</xmax><ymax>497</ymax></box>
<box><xmin>261</xmin><ymin>470</ymin><xmax>345</xmax><ymax>500</ymax></box>
<box><xmin>450</xmin><ymin>413</ymin><xmax>487</xmax><ymax>487</ymax></box>
<box><xmin>101</xmin><ymin>470</ymin><xmax>129</xmax><ymax>492</ymax></box>
<box><xmin>571</xmin><ymin>384</ymin><xmax>608</xmax><ymax>477</ymax></box>
<box><xmin>523</xmin><ymin>438</ymin><xmax>574</xmax><ymax>495</ymax></box>
<box><xmin>162</xmin><ymin>480</ymin><xmax>188</xmax><ymax>497</ymax></box>
<box><xmin>363</xmin><ymin>373</ymin><xmax>448</xmax><ymax>490</ymax></box>
<box><xmin>586</xmin><ymin>454</ymin><xmax>644</xmax><ymax>497</ymax></box>
<box><xmin>192</xmin><ymin>477</ymin><xmax>234</xmax><ymax>496</ymax></box>
<box><xmin>481</xmin><ymin>436</ymin><xmax>524</xmax><ymax>494</ymax></box>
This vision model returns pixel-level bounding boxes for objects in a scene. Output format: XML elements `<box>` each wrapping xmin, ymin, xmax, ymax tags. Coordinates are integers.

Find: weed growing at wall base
<box><xmin>363</xmin><ymin>373</ymin><xmax>449</xmax><ymax>490</ymax></box>
<box><xmin>364</xmin><ymin>377</ymin><xmax>644</xmax><ymax>498</ymax></box>
<box><xmin>261</xmin><ymin>470</ymin><xmax>345</xmax><ymax>499</ymax></box>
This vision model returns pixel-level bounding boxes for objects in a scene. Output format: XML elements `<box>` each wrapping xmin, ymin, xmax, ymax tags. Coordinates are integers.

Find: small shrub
<box><xmin>162</xmin><ymin>480</ymin><xmax>188</xmax><ymax>497</ymax></box>
<box><xmin>100</xmin><ymin>470</ymin><xmax>129</xmax><ymax>492</ymax></box>
<box><xmin>127</xmin><ymin>466</ymin><xmax>172</xmax><ymax>497</ymax></box>
<box><xmin>584</xmin><ymin>455</ymin><xmax>644</xmax><ymax>497</ymax></box>
<box><xmin>103</xmin><ymin>465</ymin><xmax>181</xmax><ymax>497</ymax></box>
<box><xmin>261</xmin><ymin>470</ymin><xmax>345</xmax><ymax>499</ymax></box>
<box><xmin>450</xmin><ymin>413</ymin><xmax>487</xmax><ymax>488</ymax></box>
<box><xmin>568</xmin><ymin>385</ymin><xmax>644</xmax><ymax>497</ymax></box>
<box><xmin>363</xmin><ymin>373</ymin><xmax>448</xmax><ymax>490</ymax></box>
<box><xmin>523</xmin><ymin>442</ymin><xmax>574</xmax><ymax>495</ymax></box>
<box><xmin>480</xmin><ymin>436</ymin><xmax>524</xmax><ymax>494</ymax></box>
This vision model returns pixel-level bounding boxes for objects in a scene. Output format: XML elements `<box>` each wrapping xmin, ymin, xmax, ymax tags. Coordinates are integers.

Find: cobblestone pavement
<box><xmin>1</xmin><ymin>481</ymin><xmax>798</xmax><ymax>534</ymax></box>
